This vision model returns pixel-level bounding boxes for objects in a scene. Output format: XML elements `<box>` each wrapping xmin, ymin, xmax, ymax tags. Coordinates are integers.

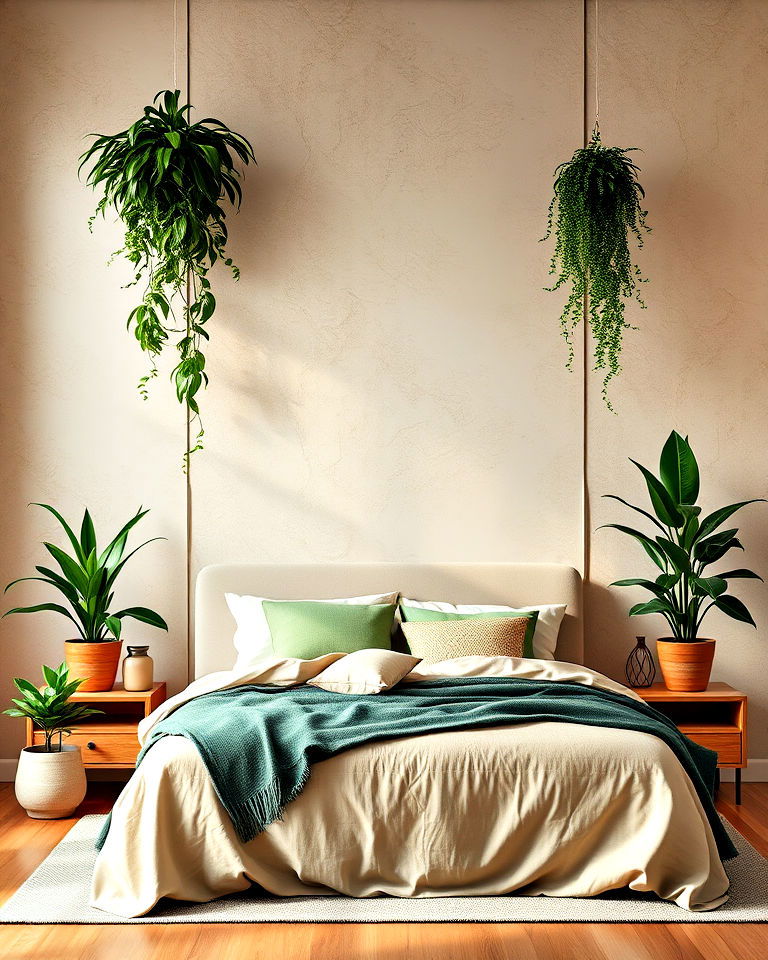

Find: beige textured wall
<box><xmin>189</xmin><ymin>0</ymin><xmax>584</xmax><ymax>569</ymax></box>
<box><xmin>2</xmin><ymin>0</ymin><xmax>768</xmax><ymax>765</ymax></box>
<box><xmin>0</xmin><ymin>0</ymin><xmax>188</xmax><ymax>764</ymax></box>
<box><xmin>584</xmin><ymin>0</ymin><xmax>768</xmax><ymax>757</ymax></box>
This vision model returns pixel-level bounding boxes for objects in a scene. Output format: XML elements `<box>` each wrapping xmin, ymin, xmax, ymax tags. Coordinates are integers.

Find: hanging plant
<box><xmin>542</xmin><ymin>127</ymin><xmax>650</xmax><ymax>410</ymax></box>
<box><xmin>79</xmin><ymin>90</ymin><xmax>256</xmax><ymax>465</ymax></box>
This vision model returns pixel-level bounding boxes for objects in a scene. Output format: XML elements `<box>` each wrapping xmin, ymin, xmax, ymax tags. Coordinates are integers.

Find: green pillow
<box><xmin>399</xmin><ymin>606</ymin><xmax>538</xmax><ymax>659</ymax></box>
<box><xmin>263</xmin><ymin>601</ymin><xmax>396</xmax><ymax>660</ymax></box>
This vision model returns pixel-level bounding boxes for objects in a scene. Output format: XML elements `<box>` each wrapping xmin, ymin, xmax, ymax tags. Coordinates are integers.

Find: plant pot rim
<box><xmin>21</xmin><ymin>744</ymin><xmax>80</xmax><ymax>756</ymax></box>
<box><xmin>63</xmin><ymin>639</ymin><xmax>122</xmax><ymax>645</ymax></box>
<box><xmin>656</xmin><ymin>637</ymin><xmax>716</xmax><ymax>644</ymax></box>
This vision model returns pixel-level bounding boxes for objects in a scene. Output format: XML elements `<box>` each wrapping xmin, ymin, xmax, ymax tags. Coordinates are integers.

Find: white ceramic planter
<box><xmin>15</xmin><ymin>744</ymin><xmax>87</xmax><ymax>819</ymax></box>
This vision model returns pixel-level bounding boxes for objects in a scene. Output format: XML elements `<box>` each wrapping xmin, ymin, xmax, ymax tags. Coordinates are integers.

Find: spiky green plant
<box><xmin>3</xmin><ymin>663</ymin><xmax>103</xmax><ymax>752</ymax></box>
<box><xmin>79</xmin><ymin>90</ymin><xmax>256</xmax><ymax>465</ymax></box>
<box><xmin>3</xmin><ymin>503</ymin><xmax>167</xmax><ymax>642</ymax></box>
<box><xmin>542</xmin><ymin>129</ymin><xmax>650</xmax><ymax>410</ymax></box>
<box><xmin>603</xmin><ymin>431</ymin><xmax>764</xmax><ymax>641</ymax></box>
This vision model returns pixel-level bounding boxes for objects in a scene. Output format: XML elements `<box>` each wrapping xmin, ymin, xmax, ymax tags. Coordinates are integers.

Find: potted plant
<box><xmin>79</xmin><ymin>90</ymin><xmax>256</xmax><ymax>466</ymax></box>
<box><xmin>3</xmin><ymin>504</ymin><xmax>168</xmax><ymax>691</ymax></box>
<box><xmin>542</xmin><ymin>128</ymin><xmax>650</xmax><ymax>411</ymax></box>
<box><xmin>3</xmin><ymin>663</ymin><xmax>102</xmax><ymax>818</ymax></box>
<box><xmin>603</xmin><ymin>431</ymin><xmax>764</xmax><ymax>690</ymax></box>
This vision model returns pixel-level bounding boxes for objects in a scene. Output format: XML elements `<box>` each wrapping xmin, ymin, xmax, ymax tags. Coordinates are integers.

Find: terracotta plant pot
<box><xmin>656</xmin><ymin>638</ymin><xmax>716</xmax><ymax>692</ymax></box>
<box><xmin>64</xmin><ymin>639</ymin><xmax>122</xmax><ymax>691</ymax></box>
<box><xmin>15</xmin><ymin>744</ymin><xmax>87</xmax><ymax>819</ymax></box>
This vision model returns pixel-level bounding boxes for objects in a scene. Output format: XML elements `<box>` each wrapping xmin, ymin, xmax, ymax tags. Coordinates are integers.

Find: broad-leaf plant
<box><xmin>3</xmin><ymin>663</ymin><xmax>103</xmax><ymax>752</ymax></box>
<box><xmin>80</xmin><ymin>90</ymin><xmax>256</xmax><ymax>465</ymax></box>
<box><xmin>543</xmin><ymin>128</ymin><xmax>650</xmax><ymax>411</ymax></box>
<box><xmin>3</xmin><ymin>503</ymin><xmax>168</xmax><ymax>643</ymax></box>
<box><xmin>603</xmin><ymin>431</ymin><xmax>764</xmax><ymax>641</ymax></box>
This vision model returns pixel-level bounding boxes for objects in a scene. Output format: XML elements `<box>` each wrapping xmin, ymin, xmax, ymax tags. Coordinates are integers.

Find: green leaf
<box><xmin>114</xmin><ymin>606</ymin><xmax>168</xmax><ymax>630</ymax></box>
<box><xmin>714</xmin><ymin>595</ymin><xmax>756</xmax><ymax>627</ymax></box>
<box><xmin>610</xmin><ymin>578</ymin><xmax>666</xmax><ymax>597</ymax></box>
<box><xmin>659</xmin><ymin>431</ymin><xmax>699</xmax><ymax>505</ymax></box>
<box><xmin>599</xmin><ymin>524</ymin><xmax>667</xmax><ymax>571</ymax></box>
<box><xmin>42</xmin><ymin>542</ymin><xmax>88</xmax><ymax>594</ymax></box>
<box><xmin>104</xmin><ymin>616</ymin><xmax>122</xmax><ymax>640</ymax></box>
<box><xmin>98</xmin><ymin>508</ymin><xmax>149</xmax><ymax>566</ymax></box>
<box><xmin>30</xmin><ymin>503</ymin><xmax>86</xmax><ymax>564</ymax></box>
<box><xmin>105</xmin><ymin>538</ymin><xmax>165</xmax><ymax>592</ymax></box>
<box><xmin>41</xmin><ymin>665</ymin><xmax>58</xmax><ymax>688</ymax></box>
<box><xmin>199</xmin><ymin>143</ymin><xmax>221</xmax><ymax>171</ymax></box>
<box><xmin>630</xmin><ymin>460</ymin><xmax>684</xmax><ymax>527</ymax></box>
<box><xmin>654</xmin><ymin>537</ymin><xmax>690</xmax><ymax>573</ymax></box>
<box><xmin>696</xmin><ymin>501</ymin><xmax>766</xmax><ymax>542</ymax></box>
<box><xmin>628</xmin><ymin>599</ymin><xmax>675</xmax><ymax>617</ymax></box>
<box><xmin>680</xmin><ymin>510</ymin><xmax>700</xmax><ymax>551</ymax></box>
<box><xmin>156</xmin><ymin>146</ymin><xmax>173</xmax><ymax>175</ymax></box>
<box><xmin>718</xmin><ymin>569</ymin><xmax>764</xmax><ymax>581</ymax></box>
<box><xmin>656</xmin><ymin>572</ymin><xmax>682</xmax><ymax>590</ymax></box>
<box><xmin>2</xmin><ymin>603</ymin><xmax>84</xmax><ymax>634</ymax></box>
<box><xmin>13</xmin><ymin>677</ymin><xmax>46</xmax><ymax>702</ymax></box>
<box><xmin>694</xmin><ymin>530</ymin><xmax>744</xmax><ymax>566</ymax></box>
<box><xmin>165</xmin><ymin>131</ymin><xmax>181</xmax><ymax>149</ymax></box>
<box><xmin>691</xmin><ymin>576</ymin><xmax>727</xmax><ymax>599</ymax></box>
<box><xmin>601</xmin><ymin>494</ymin><xmax>667</xmax><ymax>533</ymax></box>
<box><xmin>80</xmin><ymin>509</ymin><xmax>97</xmax><ymax>557</ymax></box>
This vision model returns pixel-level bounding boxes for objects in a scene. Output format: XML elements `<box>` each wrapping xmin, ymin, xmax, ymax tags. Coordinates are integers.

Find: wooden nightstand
<box><xmin>632</xmin><ymin>682</ymin><xmax>747</xmax><ymax>804</ymax></box>
<box><xmin>26</xmin><ymin>682</ymin><xmax>166</xmax><ymax>770</ymax></box>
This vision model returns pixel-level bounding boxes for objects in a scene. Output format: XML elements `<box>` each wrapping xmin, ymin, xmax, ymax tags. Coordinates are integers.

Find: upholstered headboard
<box><xmin>194</xmin><ymin>563</ymin><xmax>583</xmax><ymax>678</ymax></box>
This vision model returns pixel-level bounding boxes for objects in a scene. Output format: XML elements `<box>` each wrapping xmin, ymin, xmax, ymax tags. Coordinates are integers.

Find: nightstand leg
<box><xmin>735</xmin><ymin>768</ymin><xmax>742</xmax><ymax>805</ymax></box>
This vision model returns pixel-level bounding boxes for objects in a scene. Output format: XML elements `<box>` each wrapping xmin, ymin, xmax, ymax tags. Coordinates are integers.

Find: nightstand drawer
<box><xmin>31</xmin><ymin>728</ymin><xmax>140</xmax><ymax>766</ymax></box>
<box><xmin>682</xmin><ymin>730</ymin><xmax>742</xmax><ymax>765</ymax></box>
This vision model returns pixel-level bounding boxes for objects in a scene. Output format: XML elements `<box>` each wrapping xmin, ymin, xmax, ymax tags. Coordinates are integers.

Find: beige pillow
<box><xmin>307</xmin><ymin>649</ymin><xmax>421</xmax><ymax>695</ymax></box>
<box><xmin>400</xmin><ymin>616</ymin><xmax>530</xmax><ymax>664</ymax></box>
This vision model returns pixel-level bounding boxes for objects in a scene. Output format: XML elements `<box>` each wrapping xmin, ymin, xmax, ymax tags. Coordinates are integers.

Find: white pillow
<box><xmin>398</xmin><ymin>599</ymin><xmax>567</xmax><ymax>660</ymax></box>
<box><xmin>227</xmin><ymin>592</ymin><xmax>399</xmax><ymax>671</ymax></box>
<box><xmin>307</xmin><ymin>649</ymin><xmax>422</xmax><ymax>694</ymax></box>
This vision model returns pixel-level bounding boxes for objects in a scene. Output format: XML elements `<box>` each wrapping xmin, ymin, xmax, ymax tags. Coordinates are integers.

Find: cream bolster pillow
<box><xmin>399</xmin><ymin>599</ymin><xmax>567</xmax><ymax>660</ymax></box>
<box><xmin>226</xmin><ymin>591</ymin><xmax>399</xmax><ymax>670</ymax></box>
<box><xmin>307</xmin><ymin>649</ymin><xmax>422</xmax><ymax>694</ymax></box>
<box><xmin>400</xmin><ymin>616</ymin><xmax>532</xmax><ymax>664</ymax></box>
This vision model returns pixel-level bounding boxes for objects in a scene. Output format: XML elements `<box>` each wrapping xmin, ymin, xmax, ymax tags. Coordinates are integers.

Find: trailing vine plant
<box><xmin>542</xmin><ymin>127</ymin><xmax>650</xmax><ymax>410</ymax></box>
<box><xmin>79</xmin><ymin>90</ymin><xmax>255</xmax><ymax>466</ymax></box>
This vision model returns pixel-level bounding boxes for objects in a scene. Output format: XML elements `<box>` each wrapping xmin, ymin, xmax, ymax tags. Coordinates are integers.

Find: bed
<box><xmin>89</xmin><ymin>562</ymin><xmax>731</xmax><ymax>917</ymax></box>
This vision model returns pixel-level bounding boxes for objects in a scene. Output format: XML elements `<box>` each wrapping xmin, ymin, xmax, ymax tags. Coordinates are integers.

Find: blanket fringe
<box><xmin>229</xmin><ymin>760</ymin><xmax>312</xmax><ymax>844</ymax></box>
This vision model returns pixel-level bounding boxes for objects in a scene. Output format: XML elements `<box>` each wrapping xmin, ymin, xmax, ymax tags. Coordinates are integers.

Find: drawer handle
<box><xmin>87</xmin><ymin>741</ymin><xmax>96</xmax><ymax>751</ymax></box>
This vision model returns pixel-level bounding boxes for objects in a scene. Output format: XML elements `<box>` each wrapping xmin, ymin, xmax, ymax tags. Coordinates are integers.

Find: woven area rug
<box><xmin>2</xmin><ymin>815</ymin><xmax>767</xmax><ymax>923</ymax></box>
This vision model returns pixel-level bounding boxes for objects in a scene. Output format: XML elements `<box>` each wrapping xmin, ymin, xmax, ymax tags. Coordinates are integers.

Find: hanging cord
<box><xmin>173</xmin><ymin>0</ymin><xmax>178</xmax><ymax>89</ymax></box>
<box><xmin>592</xmin><ymin>0</ymin><xmax>600</xmax><ymax>139</ymax></box>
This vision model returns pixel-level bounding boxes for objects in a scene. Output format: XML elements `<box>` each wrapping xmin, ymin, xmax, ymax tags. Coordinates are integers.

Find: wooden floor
<box><xmin>1</xmin><ymin>781</ymin><xmax>766</xmax><ymax>959</ymax></box>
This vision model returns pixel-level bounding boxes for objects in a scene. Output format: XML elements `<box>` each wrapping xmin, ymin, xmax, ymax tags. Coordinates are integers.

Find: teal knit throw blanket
<box><xmin>97</xmin><ymin>678</ymin><xmax>736</xmax><ymax>860</ymax></box>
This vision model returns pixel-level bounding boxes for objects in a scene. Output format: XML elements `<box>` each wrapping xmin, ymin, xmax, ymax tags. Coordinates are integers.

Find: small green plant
<box><xmin>542</xmin><ymin>128</ymin><xmax>650</xmax><ymax>410</ymax></box>
<box><xmin>3</xmin><ymin>663</ymin><xmax>103</xmax><ymax>752</ymax></box>
<box><xmin>3</xmin><ymin>503</ymin><xmax>168</xmax><ymax>642</ymax></box>
<box><xmin>603</xmin><ymin>430</ymin><xmax>764</xmax><ymax>641</ymax></box>
<box><xmin>79</xmin><ymin>90</ymin><xmax>256</xmax><ymax>465</ymax></box>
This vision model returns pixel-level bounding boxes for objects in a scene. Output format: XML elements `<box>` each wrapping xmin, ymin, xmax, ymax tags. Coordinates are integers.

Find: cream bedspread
<box><xmin>90</xmin><ymin>657</ymin><xmax>730</xmax><ymax>917</ymax></box>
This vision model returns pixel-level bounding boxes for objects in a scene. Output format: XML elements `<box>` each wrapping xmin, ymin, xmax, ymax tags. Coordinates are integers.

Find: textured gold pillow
<box><xmin>400</xmin><ymin>616</ymin><xmax>530</xmax><ymax>663</ymax></box>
